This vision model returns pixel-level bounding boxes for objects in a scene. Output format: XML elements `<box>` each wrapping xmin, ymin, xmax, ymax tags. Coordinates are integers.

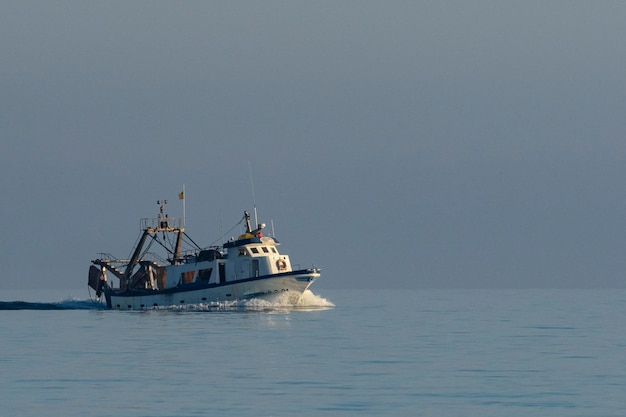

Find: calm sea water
<box><xmin>1</xmin><ymin>288</ymin><xmax>625</xmax><ymax>417</ymax></box>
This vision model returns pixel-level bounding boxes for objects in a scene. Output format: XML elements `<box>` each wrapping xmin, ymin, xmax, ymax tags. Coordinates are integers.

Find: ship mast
<box><xmin>123</xmin><ymin>199</ymin><xmax>186</xmax><ymax>285</ymax></box>
<box><xmin>156</xmin><ymin>199</ymin><xmax>185</xmax><ymax>263</ymax></box>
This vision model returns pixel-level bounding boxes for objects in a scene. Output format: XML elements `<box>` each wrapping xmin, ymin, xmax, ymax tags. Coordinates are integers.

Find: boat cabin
<box><xmin>155</xmin><ymin>235</ymin><xmax>292</xmax><ymax>290</ymax></box>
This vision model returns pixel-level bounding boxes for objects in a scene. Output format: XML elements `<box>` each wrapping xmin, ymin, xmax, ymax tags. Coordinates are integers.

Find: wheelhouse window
<box><xmin>250</xmin><ymin>247</ymin><xmax>259</xmax><ymax>254</ymax></box>
<box><xmin>198</xmin><ymin>268</ymin><xmax>213</xmax><ymax>281</ymax></box>
<box><xmin>262</xmin><ymin>247</ymin><xmax>269</xmax><ymax>253</ymax></box>
<box><xmin>181</xmin><ymin>271</ymin><xmax>195</xmax><ymax>284</ymax></box>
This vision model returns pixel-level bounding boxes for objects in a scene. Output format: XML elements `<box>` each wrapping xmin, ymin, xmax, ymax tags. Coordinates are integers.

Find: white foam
<box><xmin>296</xmin><ymin>289</ymin><xmax>336</xmax><ymax>308</ymax></box>
<box><xmin>151</xmin><ymin>290</ymin><xmax>334</xmax><ymax>312</ymax></box>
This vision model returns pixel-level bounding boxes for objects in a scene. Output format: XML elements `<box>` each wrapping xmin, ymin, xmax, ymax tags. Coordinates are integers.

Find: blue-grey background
<box><xmin>2</xmin><ymin>1</ymin><xmax>625</xmax><ymax>290</ymax></box>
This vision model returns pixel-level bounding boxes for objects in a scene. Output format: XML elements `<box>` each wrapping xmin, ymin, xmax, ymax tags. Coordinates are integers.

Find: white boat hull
<box><xmin>104</xmin><ymin>270</ymin><xmax>319</xmax><ymax>310</ymax></box>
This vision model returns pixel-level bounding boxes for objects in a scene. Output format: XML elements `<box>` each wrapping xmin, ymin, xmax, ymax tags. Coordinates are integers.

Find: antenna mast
<box><xmin>248</xmin><ymin>163</ymin><xmax>258</xmax><ymax>227</ymax></box>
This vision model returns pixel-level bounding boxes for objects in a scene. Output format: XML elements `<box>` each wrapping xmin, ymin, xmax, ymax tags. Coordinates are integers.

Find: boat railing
<box><xmin>141</xmin><ymin>217</ymin><xmax>183</xmax><ymax>231</ymax></box>
<box><xmin>177</xmin><ymin>248</ymin><xmax>198</xmax><ymax>259</ymax></box>
<box><xmin>177</xmin><ymin>246</ymin><xmax>224</xmax><ymax>262</ymax></box>
<box><xmin>96</xmin><ymin>253</ymin><xmax>129</xmax><ymax>264</ymax></box>
<box><xmin>141</xmin><ymin>252</ymin><xmax>168</xmax><ymax>266</ymax></box>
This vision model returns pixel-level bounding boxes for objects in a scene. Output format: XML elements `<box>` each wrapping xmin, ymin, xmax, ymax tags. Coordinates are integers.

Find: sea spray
<box><xmin>153</xmin><ymin>290</ymin><xmax>334</xmax><ymax>312</ymax></box>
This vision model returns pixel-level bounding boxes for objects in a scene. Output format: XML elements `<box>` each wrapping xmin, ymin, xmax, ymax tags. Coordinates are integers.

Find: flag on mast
<box><xmin>179</xmin><ymin>185</ymin><xmax>186</xmax><ymax>227</ymax></box>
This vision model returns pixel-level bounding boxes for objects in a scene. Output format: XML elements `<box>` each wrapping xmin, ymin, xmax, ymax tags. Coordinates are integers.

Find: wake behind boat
<box><xmin>88</xmin><ymin>199</ymin><xmax>321</xmax><ymax>310</ymax></box>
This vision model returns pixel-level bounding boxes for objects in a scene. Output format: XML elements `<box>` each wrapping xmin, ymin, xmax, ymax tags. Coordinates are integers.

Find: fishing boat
<box><xmin>88</xmin><ymin>199</ymin><xmax>321</xmax><ymax>309</ymax></box>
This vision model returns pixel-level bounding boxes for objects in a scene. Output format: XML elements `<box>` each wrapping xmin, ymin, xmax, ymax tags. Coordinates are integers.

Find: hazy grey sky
<box><xmin>1</xmin><ymin>1</ymin><xmax>625</xmax><ymax>290</ymax></box>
